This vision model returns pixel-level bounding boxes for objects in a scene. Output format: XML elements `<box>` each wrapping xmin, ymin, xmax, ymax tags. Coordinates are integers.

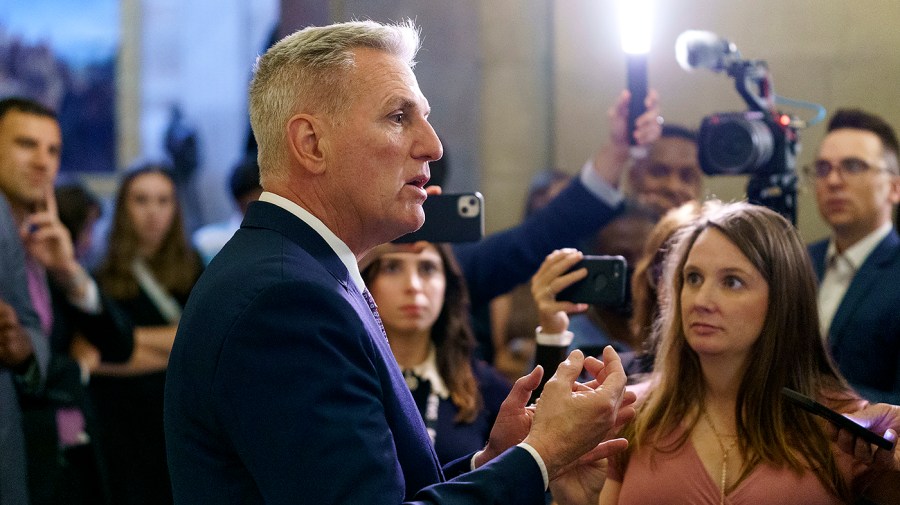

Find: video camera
<box><xmin>676</xmin><ymin>31</ymin><xmax>801</xmax><ymax>224</ymax></box>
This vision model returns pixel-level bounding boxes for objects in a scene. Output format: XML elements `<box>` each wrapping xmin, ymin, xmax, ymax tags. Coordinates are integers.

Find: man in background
<box><xmin>0</xmin><ymin>97</ymin><xmax>133</xmax><ymax>505</ymax></box>
<box><xmin>0</xmin><ymin>191</ymin><xmax>49</xmax><ymax>505</ymax></box>
<box><xmin>626</xmin><ymin>124</ymin><xmax>703</xmax><ymax>218</ymax></box>
<box><xmin>808</xmin><ymin>108</ymin><xmax>900</xmax><ymax>403</ymax></box>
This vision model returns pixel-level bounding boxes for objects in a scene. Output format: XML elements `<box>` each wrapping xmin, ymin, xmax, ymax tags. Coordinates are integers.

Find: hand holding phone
<box><xmin>781</xmin><ymin>388</ymin><xmax>895</xmax><ymax>451</ymax></box>
<box><xmin>556</xmin><ymin>255</ymin><xmax>627</xmax><ymax>306</ymax></box>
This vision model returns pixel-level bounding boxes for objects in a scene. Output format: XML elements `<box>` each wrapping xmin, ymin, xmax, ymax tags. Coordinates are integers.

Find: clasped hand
<box><xmin>477</xmin><ymin>346</ymin><xmax>636</xmax><ymax>481</ymax></box>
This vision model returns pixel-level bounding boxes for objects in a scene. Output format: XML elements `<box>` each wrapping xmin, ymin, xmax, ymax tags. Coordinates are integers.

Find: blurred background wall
<box><xmin>103</xmin><ymin>0</ymin><xmax>900</xmax><ymax>240</ymax></box>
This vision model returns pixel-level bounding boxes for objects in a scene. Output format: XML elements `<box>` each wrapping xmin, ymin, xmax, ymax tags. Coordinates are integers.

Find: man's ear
<box><xmin>287</xmin><ymin>113</ymin><xmax>326</xmax><ymax>174</ymax></box>
<box><xmin>889</xmin><ymin>174</ymin><xmax>900</xmax><ymax>205</ymax></box>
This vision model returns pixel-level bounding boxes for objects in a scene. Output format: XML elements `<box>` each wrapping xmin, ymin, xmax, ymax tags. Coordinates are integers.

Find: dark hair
<box><xmin>361</xmin><ymin>242</ymin><xmax>482</xmax><ymax>423</ymax></box>
<box><xmin>96</xmin><ymin>162</ymin><xmax>200</xmax><ymax>300</ymax></box>
<box><xmin>828</xmin><ymin>109</ymin><xmax>899</xmax><ymax>173</ymax></box>
<box><xmin>229</xmin><ymin>155</ymin><xmax>261</xmax><ymax>201</ymax></box>
<box><xmin>0</xmin><ymin>97</ymin><xmax>58</xmax><ymax>121</ymax></box>
<box><xmin>55</xmin><ymin>182</ymin><xmax>102</xmax><ymax>243</ymax></box>
<box><xmin>660</xmin><ymin>124</ymin><xmax>698</xmax><ymax>144</ymax></box>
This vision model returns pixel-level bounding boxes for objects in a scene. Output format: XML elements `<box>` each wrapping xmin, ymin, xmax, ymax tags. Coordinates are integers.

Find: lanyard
<box><xmin>404</xmin><ymin>369</ymin><xmax>440</xmax><ymax>445</ymax></box>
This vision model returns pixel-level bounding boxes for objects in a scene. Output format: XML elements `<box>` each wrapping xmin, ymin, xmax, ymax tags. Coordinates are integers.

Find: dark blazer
<box><xmin>411</xmin><ymin>360</ymin><xmax>511</xmax><ymax>465</ymax></box>
<box><xmin>454</xmin><ymin>177</ymin><xmax>624</xmax><ymax>362</ymax></box>
<box><xmin>17</xmin><ymin>273</ymin><xmax>135</xmax><ymax>505</ymax></box>
<box><xmin>165</xmin><ymin>201</ymin><xmax>545</xmax><ymax>505</ymax></box>
<box><xmin>809</xmin><ymin>230</ymin><xmax>900</xmax><ymax>403</ymax></box>
<box><xmin>0</xmin><ymin>196</ymin><xmax>48</xmax><ymax>505</ymax></box>
<box><xmin>455</xmin><ymin>177</ymin><xmax>624</xmax><ymax>309</ymax></box>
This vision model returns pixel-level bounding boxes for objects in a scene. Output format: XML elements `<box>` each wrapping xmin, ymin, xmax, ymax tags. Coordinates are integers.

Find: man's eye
<box><xmin>842</xmin><ymin>158</ymin><xmax>869</xmax><ymax>173</ymax></box>
<box><xmin>647</xmin><ymin>164</ymin><xmax>671</xmax><ymax>178</ymax></box>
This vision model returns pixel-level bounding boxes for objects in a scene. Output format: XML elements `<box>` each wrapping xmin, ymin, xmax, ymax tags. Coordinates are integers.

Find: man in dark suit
<box><xmin>807</xmin><ymin>109</ymin><xmax>900</xmax><ymax>403</ymax></box>
<box><xmin>166</xmin><ymin>20</ymin><xmax>635</xmax><ymax>505</ymax></box>
<box><xmin>0</xmin><ymin>194</ymin><xmax>49</xmax><ymax>505</ymax></box>
<box><xmin>0</xmin><ymin>97</ymin><xmax>134</xmax><ymax>505</ymax></box>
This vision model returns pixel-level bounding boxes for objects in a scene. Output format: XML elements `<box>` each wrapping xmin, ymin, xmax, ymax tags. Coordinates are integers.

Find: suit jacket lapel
<box><xmin>240</xmin><ymin>201</ymin><xmax>444</xmax><ymax>483</ymax></box>
<box><xmin>240</xmin><ymin>201</ymin><xmax>393</xmax><ymax>341</ymax></box>
<box><xmin>829</xmin><ymin>231</ymin><xmax>900</xmax><ymax>344</ymax></box>
<box><xmin>241</xmin><ymin>201</ymin><xmax>353</xmax><ymax>290</ymax></box>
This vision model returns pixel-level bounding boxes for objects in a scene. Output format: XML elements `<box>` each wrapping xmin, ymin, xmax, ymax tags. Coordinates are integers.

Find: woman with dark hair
<box><xmin>359</xmin><ymin>241</ymin><xmax>511</xmax><ymax>464</ymax></box>
<box><xmin>85</xmin><ymin>162</ymin><xmax>202</xmax><ymax>505</ymax></box>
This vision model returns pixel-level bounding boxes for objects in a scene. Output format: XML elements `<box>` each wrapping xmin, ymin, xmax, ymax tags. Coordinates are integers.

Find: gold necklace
<box><xmin>701</xmin><ymin>408</ymin><xmax>738</xmax><ymax>505</ymax></box>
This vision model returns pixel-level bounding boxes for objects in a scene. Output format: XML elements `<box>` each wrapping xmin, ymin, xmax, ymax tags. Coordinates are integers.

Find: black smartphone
<box><xmin>394</xmin><ymin>192</ymin><xmax>484</xmax><ymax>243</ymax></box>
<box><xmin>781</xmin><ymin>388</ymin><xmax>895</xmax><ymax>451</ymax></box>
<box><xmin>556</xmin><ymin>255</ymin><xmax>627</xmax><ymax>306</ymax></box>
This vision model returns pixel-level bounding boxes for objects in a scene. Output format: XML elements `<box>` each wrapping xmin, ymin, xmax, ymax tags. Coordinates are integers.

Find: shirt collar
<box><xmin>827</xmin><ymin>222</ymin><xmax>893</xmax><ymax>271</ymax></box>
<box><xmin>258</xmin><ymin>191</ymin><xmax>366</xmax><ymax>292</ymax></box>
<box><xmin>406</xmin><ymin>345</ymin><xmax>450</xmax><ymax>400</ymax></box>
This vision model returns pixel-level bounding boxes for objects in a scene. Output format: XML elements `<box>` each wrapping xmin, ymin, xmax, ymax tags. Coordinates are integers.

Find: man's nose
<box><xmin>416</xmin><ymin>121</ymin><xmax>443</xmax><ymax>162</ymax></box>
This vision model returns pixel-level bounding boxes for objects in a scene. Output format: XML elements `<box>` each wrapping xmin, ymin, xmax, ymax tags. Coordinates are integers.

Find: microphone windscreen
<box><xmin>675</xmin><ymin>30</ymin><xmax>731</xmax><ymax>71</ymax></box>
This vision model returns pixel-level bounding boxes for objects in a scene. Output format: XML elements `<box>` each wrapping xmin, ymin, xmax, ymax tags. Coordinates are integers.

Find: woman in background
<box><xmin>87</xmin><ymin>163</ymin><xmax>202</xmax><ymax>505</ymax></box>
<box><xmin>360</xmin><ymin>241</ymin><xmax>511</xmax><ymax>464</ymax></box>
<box><xmin>624</xmin><ymin>200</ymin><xmax>703</xmax><ymax>377</ymax></box>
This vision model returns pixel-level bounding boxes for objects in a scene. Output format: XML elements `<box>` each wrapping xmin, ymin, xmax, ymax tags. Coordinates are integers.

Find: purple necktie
<box><xmin>25</xmin><ymin>257</ymin><xmax>87</xmax><ymax>447</ymax></box>
<box><xmin>361</xmin><ymin>288</ymin><xmax>388</xmax><ymax>341</ymax></box>
<box><xmin>24</xmin><ymin>257</ymin><xmax>53</xmax><ymax>337</ymax></box>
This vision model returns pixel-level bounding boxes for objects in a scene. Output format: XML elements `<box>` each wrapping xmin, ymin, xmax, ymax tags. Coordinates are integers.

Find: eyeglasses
<box><xmin>803</xmin><ymin>157</ymin><xmax>891</xmax><ymax>179</ymax></box>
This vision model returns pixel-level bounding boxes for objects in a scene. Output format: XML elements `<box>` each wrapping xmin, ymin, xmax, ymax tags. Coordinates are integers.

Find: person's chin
<box><xmin>382</xmin><ymin>214</ymin><xmax>424</xmax><ymax>242</ymax></box>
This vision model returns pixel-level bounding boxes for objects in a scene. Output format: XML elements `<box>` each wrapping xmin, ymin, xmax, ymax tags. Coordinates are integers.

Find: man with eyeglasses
<box><xmin>807</xmin><ymin>108</ymin><xmax>900</xmax><ymax>404</ymax></box>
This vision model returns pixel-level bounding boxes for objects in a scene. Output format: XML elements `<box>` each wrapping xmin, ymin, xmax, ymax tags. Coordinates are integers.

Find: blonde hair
<box><xmin>249</xmin><ymin>20</ymin><xmax>421</xmax><ymax>187</ymax></box>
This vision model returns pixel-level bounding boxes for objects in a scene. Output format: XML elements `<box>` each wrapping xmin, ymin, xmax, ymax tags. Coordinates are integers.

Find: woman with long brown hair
<box><xmin>88</xmin><ymin>162</ymin><xmax>202</xmax><ymax>505</ymax></box>
<box><xmin>596</xmin><ymin>202</ymin><xmax>898</xmax><ymax>504</ymax></box>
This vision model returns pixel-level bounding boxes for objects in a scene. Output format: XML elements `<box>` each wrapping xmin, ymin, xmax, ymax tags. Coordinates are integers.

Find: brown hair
<box><xmin>629</xmin><ymin>201</ymin><xmax>702</xmax><ymax>353</ymax></box>
<box><xmin>623</xmin><ymin>201</ymin><xmax>858</xmax><ymax>500</ymax></box>
<box><xmin>96</xmin><ymin>163</ymin><xmax>200</xmax><ymax>301</ymax></box>
<box><xmin>361</xmin><ymin>242</ymin><xmax>481</xmax><ymax>423</ymax></box>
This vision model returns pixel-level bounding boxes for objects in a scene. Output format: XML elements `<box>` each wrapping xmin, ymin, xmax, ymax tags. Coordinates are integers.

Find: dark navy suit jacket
<box><xmin>165</xmin><ymin>201</ymin><xmax>545</xmax><ymax>504</ymax></box>
<box><xmin>455</xmin><ymin>176</ymin><xmax>623</xmax><ymax>310</ymax></box>
<box><xmin>809</xmin><ymin>230</ymin><xmax>900</xmax><ymax>403</ymax></box>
